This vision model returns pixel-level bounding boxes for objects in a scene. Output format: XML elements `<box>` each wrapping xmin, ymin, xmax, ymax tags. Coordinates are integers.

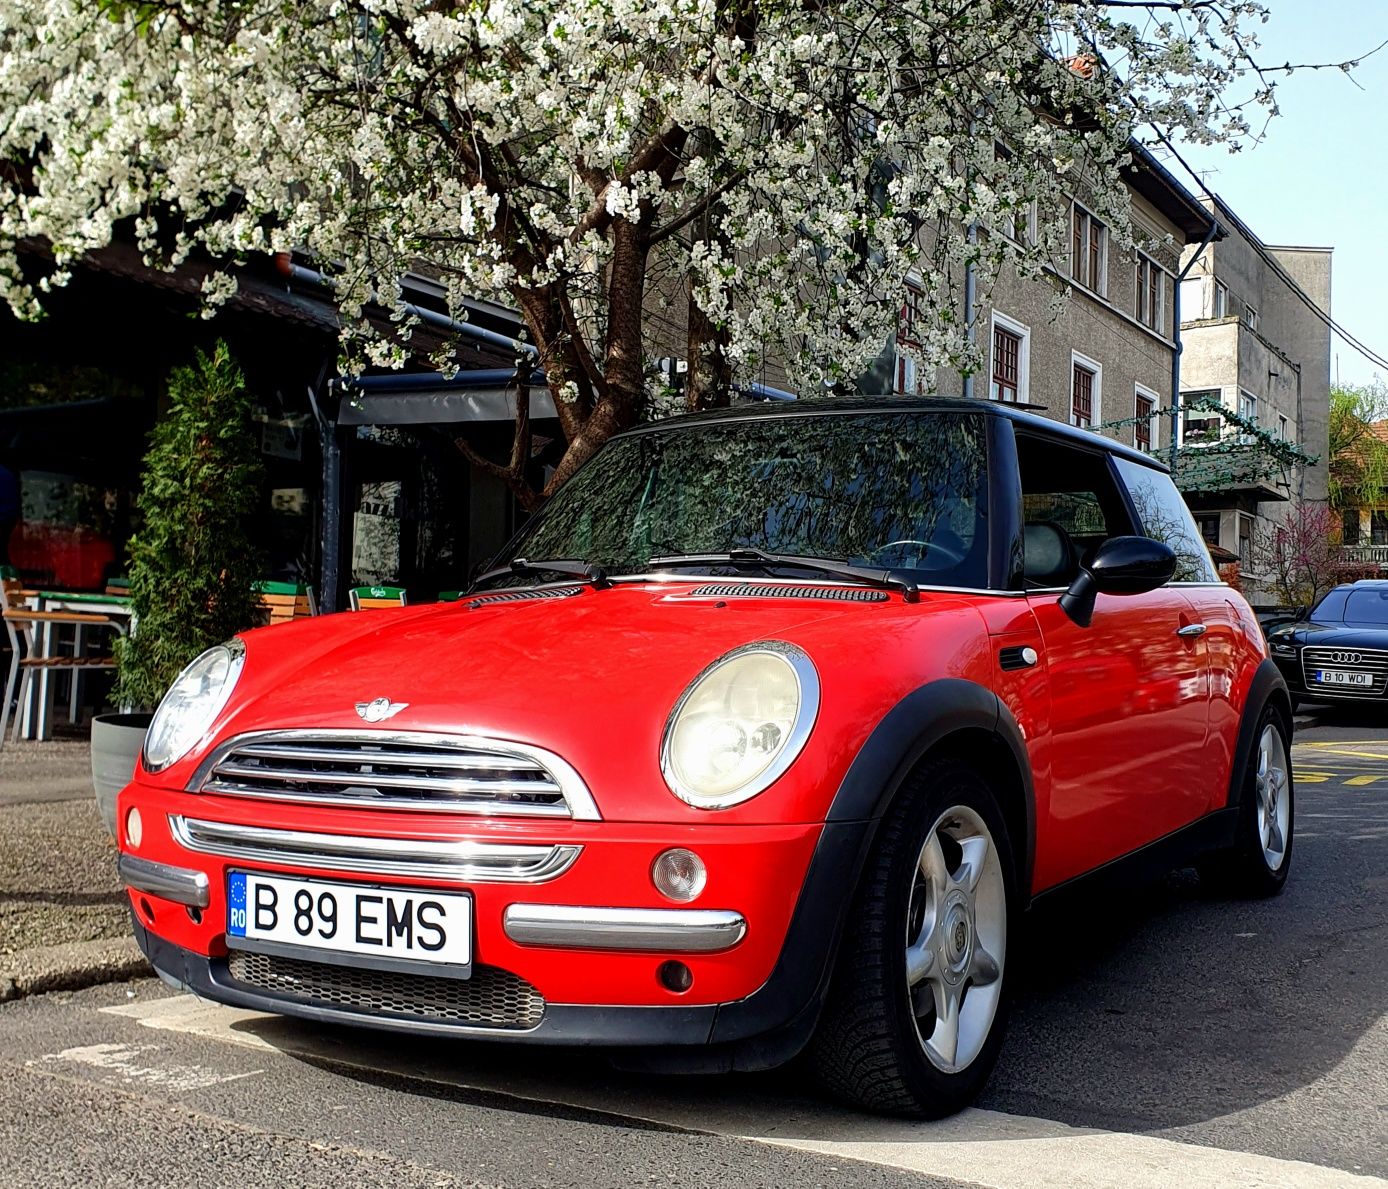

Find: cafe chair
<box><xmin>0</xmin><ymin>568</ymin><xmax>125</xmax><ymax>747</ymax></box>
<box><xmin>252</xmin><ymin>580</ymin><xmax>318</xmax><ymax>627</ymax></box>
<box><xmin>348</xmin><ymin>585</ymin><xmax>408</xmax><ymax>611</ymax></box>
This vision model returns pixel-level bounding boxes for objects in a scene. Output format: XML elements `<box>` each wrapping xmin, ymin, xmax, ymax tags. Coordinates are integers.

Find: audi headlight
<box><xmin>142</xmin><ymin>642</ymin><xmax>246</xmax><ymax>773</ymax></box>
<box><xmin>661</xmin><ymin>642</ymin><xmax>819</xmax><ymax>809</ymax></box>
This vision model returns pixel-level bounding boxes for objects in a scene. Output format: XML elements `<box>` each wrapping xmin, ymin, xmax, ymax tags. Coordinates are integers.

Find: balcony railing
<box><xmin>1340</xmin><ymin>544</ymin><xmax>1388</xmax><ymax>566</ymax></box>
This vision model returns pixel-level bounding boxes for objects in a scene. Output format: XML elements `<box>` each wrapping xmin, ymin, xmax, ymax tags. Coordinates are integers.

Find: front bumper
<box><xmin>118</xmin><ymin>780</ymin><xmax>871</xmax><ymax>1060</ymax></box>
<box><xmin>1274</xmin><ymin>652</ymin><xmax>1388</xmax><ymax>701</ymax></box>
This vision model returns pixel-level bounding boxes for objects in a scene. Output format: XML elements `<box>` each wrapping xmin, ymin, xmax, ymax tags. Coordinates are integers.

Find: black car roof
<box><xmin>613</xmin><ymin>394</ymin><xmax>1169</xmax><ymax>473</ymax></box>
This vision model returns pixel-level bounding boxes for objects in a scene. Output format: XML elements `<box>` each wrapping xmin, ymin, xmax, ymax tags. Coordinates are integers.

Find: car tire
<box><xmin>1197</xmin><ymin>705</ymin><xmax>1294</xmax><ymax>898</ymax></box>
<box><xmin>811</xmin><ymin>756</ymin><xmax>1016</xmax><ymax>1117</ymax></box>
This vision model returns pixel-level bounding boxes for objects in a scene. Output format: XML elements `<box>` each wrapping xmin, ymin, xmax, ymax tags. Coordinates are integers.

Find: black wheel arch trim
<box><xmin>1227</xmin><ymin>659</ymin><xmax>1293</xmax><ymax>812</ymax></box>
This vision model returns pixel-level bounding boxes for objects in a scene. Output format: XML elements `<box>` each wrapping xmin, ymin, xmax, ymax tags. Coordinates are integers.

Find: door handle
<box><xmin>1176</xmin><ymin>623</ymin><xmax>1207</xmax><ymax>638</ymax></box>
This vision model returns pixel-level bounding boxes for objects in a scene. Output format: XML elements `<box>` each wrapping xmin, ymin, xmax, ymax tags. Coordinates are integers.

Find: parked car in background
<box><xmin>114</xmin><ymin>397</ymin><xmax>1293</xmax><ymax>1119</ymax></box>
<box><xmin>1268</xmin><ymin>579</ymin><xmax>1388</xmax><ymax>707</ymax></box>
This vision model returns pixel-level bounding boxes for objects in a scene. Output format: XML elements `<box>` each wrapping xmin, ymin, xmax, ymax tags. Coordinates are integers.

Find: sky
<box><xmin>1172</xmin><ymin>0</ymin><xmax>1388</xmax><ymax>389</ymax></box>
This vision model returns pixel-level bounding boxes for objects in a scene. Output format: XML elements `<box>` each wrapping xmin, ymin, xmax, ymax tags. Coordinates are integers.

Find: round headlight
<box><xmin>661</xmin><ymin>643</ymin><xmax>819</xmax><ymax>809</ymax></box>
<box><xmin>142</xmin><ymin>642</ymin><xmax>246</xmax><ymax>773</ymax></box>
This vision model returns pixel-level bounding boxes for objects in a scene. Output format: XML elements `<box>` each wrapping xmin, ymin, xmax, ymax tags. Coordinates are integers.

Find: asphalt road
<box><xmin>1</xmin><ymin>707</ymin><xmax>1385</xmax><ymax>1188</ymax></box>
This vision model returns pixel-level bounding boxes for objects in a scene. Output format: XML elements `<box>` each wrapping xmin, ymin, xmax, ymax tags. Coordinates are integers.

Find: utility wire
<box><xmin>1150</xmin><ymin>131</ymin><xmax>1388</xmax><ymax>378</ymax></box>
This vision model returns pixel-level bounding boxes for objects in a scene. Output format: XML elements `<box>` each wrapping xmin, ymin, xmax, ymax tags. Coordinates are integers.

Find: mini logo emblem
<box><xmin>355</xmin><ymin>697</ymin><xmax>408</xmax><ymax>723</ymax></box>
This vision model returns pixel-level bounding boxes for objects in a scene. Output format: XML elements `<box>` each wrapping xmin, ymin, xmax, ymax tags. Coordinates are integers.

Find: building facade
<box><xmin>1176</xmin><ymin>196</ymin><xmax>1332</xmax><ymax>602</ymax></box>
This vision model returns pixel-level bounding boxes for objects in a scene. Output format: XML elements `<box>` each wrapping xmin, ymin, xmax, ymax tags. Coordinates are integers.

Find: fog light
<box><xmin>658</xmin><ymin>959</ymin><xmax>694</xmax><ymax>993</ymax></box>
<box><xmin>652</xmin><ymin>848</ymin><xmax>706</xmax><ymax>902</ymax></box>
<box><xmin>125</xmin><ymin>807</ymin><xmax>143</xmax><ymax>849</ymax></box>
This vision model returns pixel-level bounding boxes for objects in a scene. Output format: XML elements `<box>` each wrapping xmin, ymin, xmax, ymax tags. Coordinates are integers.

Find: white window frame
<box><xmin>1178</xmin><ymin>388</ymin><xmax>1224</xmax><ymax>448</ymax></box>
<box><xmin>894</xmin><ymin>277</ymin><xmax>926</xmax><ymax>395</ymax></box>
<box><xmin>989</xmin><ymin>311</ymin><xmax>1031</xmax><ymax>404</ymax></box>
<box><xmin>1278</xmin><ymin>413</ymin><xmax>1290</xmax><ymax>442</ymax></box>
<box><xmin>1245</xmin><ymin>304</ymin><xmax>1259</xmax><ymax>332</ymax></box>
<box><xmin>1069</xmin><ymin>351</ymin><xmax>1103</xmax><ymax>430</ymax></box>
<box><xmin>1134</xmin><ymin>383</ymin><xmax>1161</xmax><ymax>452</ymax></box>
<box><xmin>1212</xmin><ymin>280</ymin><xmax>1229</xmax><ymax>318</ymax></box>
<box><xmin>1237</xmin><ymin>512</ymin><xmax>1257</xmax><ymax>571</ymax></box>
<box><xmin>1238</xmin><ymin>389</ymin><xmax>1259</xmax><ymax>442</ymax></box>
<box><xmin>1071</xmin><ymin>202</ymin><xmax>1109</xmax><ymax>297</ymax></box>
<box><xmin>1134</xmin><ymin>253</ymin><xmax>1167</xmax><ymax>335</ymax></box>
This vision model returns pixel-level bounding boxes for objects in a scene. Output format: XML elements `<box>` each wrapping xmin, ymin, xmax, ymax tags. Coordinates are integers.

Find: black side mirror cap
<box><xmin>1058</xmin><ymin>535</ymin><xmax>1178</xmax><ymax>628</ymax></box>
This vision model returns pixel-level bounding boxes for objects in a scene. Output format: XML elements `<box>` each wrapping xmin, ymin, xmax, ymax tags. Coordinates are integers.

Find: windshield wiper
<box><xmin>649</xmin><ymin>548</ymin><xmax>919</xmax><ymax>603</ymax></box>
<box><xmin>472</xmin><ymin>557</ymin><xmax>612</xmax><ymax>591</ymax></box>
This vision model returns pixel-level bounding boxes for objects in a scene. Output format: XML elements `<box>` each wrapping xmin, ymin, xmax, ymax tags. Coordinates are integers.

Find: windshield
<box><xmin>487</xmin><ymin>410</ymin><xmax>991</xmax><ymax>589</ymax></box>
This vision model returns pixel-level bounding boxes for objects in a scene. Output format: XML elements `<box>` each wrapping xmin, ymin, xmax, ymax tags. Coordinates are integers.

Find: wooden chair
<box><xmin>0</xmin><ymin>569</ymin><xmax>125</xmax><ymax>746</ymax></box>
<box><xmin>349</xmin><ymin>585</ymin><xmax>408</xmax><ymax>611</ymax></box>
<box><xmin>252</xmin><ymin>580</ymin><xmax>318</xmax><ymax>626</ymax></box>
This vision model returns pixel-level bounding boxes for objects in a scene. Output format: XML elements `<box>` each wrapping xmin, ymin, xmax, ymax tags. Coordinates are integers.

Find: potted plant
<box><xmin>92</xmin><ymin>342</ymin><xmax>264</xmax><ymax>832</ymax></box>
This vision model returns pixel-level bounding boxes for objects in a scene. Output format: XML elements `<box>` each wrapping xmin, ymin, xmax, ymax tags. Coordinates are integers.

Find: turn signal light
<box><xmin>652</xmin><ymin>848</ymin><xmax>706</xmax><ymax>902</ymax></box>
<box><xmin>125</xmin><ymin>807</ymin><xmax>143</xmax><ymax>849</ymax></box>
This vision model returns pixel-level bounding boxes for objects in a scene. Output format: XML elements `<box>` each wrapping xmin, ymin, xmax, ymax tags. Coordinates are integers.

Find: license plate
<box><xmin>226</xmin><ymin>871</ymin><xmax>472</xmax><ymax>970</ymax></box>
<box><xmin>1314</xmin><ymin>669</ymin><xmax>1374</xmax><ymax>688</ymax></box>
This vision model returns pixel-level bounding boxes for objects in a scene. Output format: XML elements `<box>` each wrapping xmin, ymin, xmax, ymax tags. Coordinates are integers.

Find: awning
<box><xmin>334</xmin><ymin>370</ymin><xmax>795</xmax><ymax>427</ymax></box>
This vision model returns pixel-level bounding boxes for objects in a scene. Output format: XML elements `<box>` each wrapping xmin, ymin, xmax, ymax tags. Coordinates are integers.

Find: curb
<box><xmin>0</xmin><ymin>937</ymin><xmax>150</xmax><ymax>1003</ymax></box>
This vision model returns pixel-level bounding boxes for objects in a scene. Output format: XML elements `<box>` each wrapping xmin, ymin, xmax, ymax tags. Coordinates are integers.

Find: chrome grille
<box><xmin>1301</xmin><ymin>646</ymin><xmax>1388</xmax><ymax>695</ymax></box>
<box><xmin>193</xmin><ymin>731</ymin><xmax>598</xmax><ymax>819</ymax></box>
<box><xmin>225</xmin><ymin>950</ymin><xmax>545</xmax><ymax>1030</ymax></box>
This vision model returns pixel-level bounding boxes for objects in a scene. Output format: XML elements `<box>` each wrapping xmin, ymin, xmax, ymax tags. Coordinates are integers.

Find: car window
<box><xmin>1310</xmin><ymin>588</ymin><xmax>1348</xmax><ymax>624</ymax></box>
<box><xmin>1344</xmin><ymin>588</ymin><xmax>1388</xmax><ymax>626</ymax></box>
<box><xmin>491</xmin><ymin>411</ymin><xmax>992</xmax><ymax>589</ymax></box>
<box><xmin>1015</xmin><ymin>434</ymin><xmax>1135</xmax><ymax>586</ymax></box>
<box><xmin>1111</xmin><ymin>456</ymin><xmax>1219</xmax><ymax>583</ymax></box>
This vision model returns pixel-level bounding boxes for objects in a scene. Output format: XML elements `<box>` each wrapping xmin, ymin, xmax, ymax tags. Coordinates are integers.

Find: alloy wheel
<box><xmin>905</xmin><ymin>804</ymin><xmax>1007</xmax><ymax>1074</ymax></box>
<box><xmin>1255</xmin><ymin>723</ymin><xmax>1291</xmax><ymax>871</ymax></box>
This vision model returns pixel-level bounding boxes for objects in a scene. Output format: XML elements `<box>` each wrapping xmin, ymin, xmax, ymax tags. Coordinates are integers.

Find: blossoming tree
<box><xmin>0</xmin><ymin>0</ymin><xmax>1313</xmax><ymax>504</ymax></box>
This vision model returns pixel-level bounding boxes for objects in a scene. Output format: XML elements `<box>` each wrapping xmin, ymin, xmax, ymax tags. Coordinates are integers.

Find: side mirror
<box><xmin>1058</xmin><ymin>536</ymin><xmax>1177</xmax><ymax>628</ymax></box>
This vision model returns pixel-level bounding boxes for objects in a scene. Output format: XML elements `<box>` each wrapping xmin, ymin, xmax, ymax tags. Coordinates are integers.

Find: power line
<box><xmin>1151</xmin><ymin>131</ymin><xmax>1388</xmax><ymax>377</ymax></box>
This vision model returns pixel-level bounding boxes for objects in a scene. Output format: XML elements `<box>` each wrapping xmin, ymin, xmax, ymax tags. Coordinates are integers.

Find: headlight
<box><xmin>661</xmin><ymin>642</ymin><xmax>819</xmax><ymax>809</ymax></box>
<box><xmin>142</xmin><ymin>642</ymin><xmax>246</xmax><ymax>773</ymax></box>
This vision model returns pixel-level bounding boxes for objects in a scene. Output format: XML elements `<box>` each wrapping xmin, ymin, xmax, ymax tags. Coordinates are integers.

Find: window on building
<box><xmin>1180</xmin><ymin>390</ymin><xmax>1222</xmax><ymax>445</ymax></box>
<box><xmin>1343</xmin><ymin>509</ymin><xmax>1361</xmax><ymax>546</ymax></box>
<box><xmin>1134</xmin><ymin>389</ymin><xmax>1156</xmax><ymax>451</ymax></box>
<box><xmin>1238</xmin><ymin>513</ymin><xmax>1255</xmax><ymax>567</ymax></box>
<box><xmin>1135</xmin><ymin>254</ymin><xmax>1165</xmax><ymax>333</ymax></box>
<box><xmin>1071</xmin><ymin>356</ymin><xmax>1100</xmax><ymax>428</ymax></box>
<box><xmin>1245</xmin><ymin>304</ymin><xmax>1259</xmax><ymax>332</ymax></box>
<box><xmin>1212</xmin><ymin>281</ymin><xmax>1228</xmax><ymax>318</ymax></box>
<box><xmin>1373</xmin><ymin>511</ymin><xmax>1388</xmax><ymax>547</ymax></box>
<box><xmin>989</xmin><ymin>314</ymin><xmax>1028</xmax><ymax>403</ymax></box>
<box><xmin>994</xmin><ymin>144</ymin><xmax>1035</xmax><ymax>244</ymax></box>
<box><xmin>1071</xmin><ymin>205</ymin><xmax>1107</xmax><ymax>294</ymax></box>
<box><xmin>1238</xmin><ymin>390</ymin><xmax>1259</xmax><ymax>442</ymax></box>
<box><xmin>1194</xmin><ymin>512</ymin><xmax>1221</xmax><ymax>547</ymax></box>
<box><xmin>1277</xmin><ymin>414</ymin><xmax>1289</xmax><ymax>441</ymax></box>
<box><xmin>895</xmin><ymin>282</ymin><xmax>925</xmax><ymax>394</ymax></box>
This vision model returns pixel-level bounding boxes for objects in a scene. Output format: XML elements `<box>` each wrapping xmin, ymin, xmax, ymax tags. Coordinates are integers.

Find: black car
<box><xmin>1268</xmin><ymin>579</ymin><xmax>1388</xmax><ymax>706</ymax></box>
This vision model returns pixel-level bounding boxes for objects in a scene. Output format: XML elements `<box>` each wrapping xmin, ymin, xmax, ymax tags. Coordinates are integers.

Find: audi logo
<box><xmin>1329</xmin><ymin>651</ymin><xmax>1363</xmax><ymax>665</ymax></box>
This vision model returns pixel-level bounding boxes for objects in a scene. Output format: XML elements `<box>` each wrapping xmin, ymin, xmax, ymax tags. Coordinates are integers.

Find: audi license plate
<box><xmin>226</xmin><ymin>871</ymin><xmax>472</xmax><ymax>971</ymax></box>
<box><xmin>1314</xmin><ymin>669</ymin><xmax>1373</xmax><ymax>688</ymax></box>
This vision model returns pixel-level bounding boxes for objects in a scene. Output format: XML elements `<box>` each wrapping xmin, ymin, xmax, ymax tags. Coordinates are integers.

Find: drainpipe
<box><xmin>1169</xmin><ymin>216</ymin><xmax>1220</xmax><ymax>469</ymax></box>
<box><xmin>274</xmin><ymin>255</ymin><xmax>540</xmax><ymax>361</ymax></box>
<box><xmin>962</xmin><ymin>240</ymin><xmax>978</xmax><ymax>400</ymax></box>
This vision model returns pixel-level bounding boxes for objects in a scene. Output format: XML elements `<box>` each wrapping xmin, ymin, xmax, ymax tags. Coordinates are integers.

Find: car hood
<box><xmin>1283</xmin><ymin>622</ymin><xmax>1388</xmax><ymax>647</ymax></box>
<box><xmin>162</xmin><ymin>581</ymin><xmax>989</xmax><ymax>823</ymax></box>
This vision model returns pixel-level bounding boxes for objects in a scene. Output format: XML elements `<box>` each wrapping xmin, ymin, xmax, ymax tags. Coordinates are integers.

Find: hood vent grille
<box><xmin>467</xmin><ymin>586</ymin><xmax>582</xmax><ymax>608</ymax></box>
<box><xmin>686</xmin><ymin>584</ymin><xmax>888</xmax><ymax>603</ymax></box>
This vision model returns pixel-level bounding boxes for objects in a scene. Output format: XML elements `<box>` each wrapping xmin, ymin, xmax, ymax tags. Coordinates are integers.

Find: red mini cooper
<box><xmin>117</xmin><ymin>398</ymin><xmax>1293</xmax><ymax>1117</ymax></box>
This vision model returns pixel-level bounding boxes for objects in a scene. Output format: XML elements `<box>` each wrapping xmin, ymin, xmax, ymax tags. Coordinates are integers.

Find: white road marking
<box><xmin>29</xmin><ymin>1041</ymin><xmax>262</xmax><ymax>1092</ymax></box>
<box><xmin>104</xmin><ymin>994</ymin><xmax>1387</xmax><ymax>1189</ymax></box>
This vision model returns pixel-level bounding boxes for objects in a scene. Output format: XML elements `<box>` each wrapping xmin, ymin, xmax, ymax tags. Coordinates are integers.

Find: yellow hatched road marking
<box><xmin>1345</xmin><ymin>775</ymin><xmax>1384</xmax><ymax>786</ymax></box>
<box><xmin>1294</xmin><ymin>772</ymin><xmax>1331</xmax><ymax>783</ymax></box>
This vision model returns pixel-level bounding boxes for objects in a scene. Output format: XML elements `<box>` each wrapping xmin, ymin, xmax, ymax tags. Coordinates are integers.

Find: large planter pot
<box><xmin>91</xmin><ymin>712</ymin><xmax>151</xmax><ymax>836</ymax></box>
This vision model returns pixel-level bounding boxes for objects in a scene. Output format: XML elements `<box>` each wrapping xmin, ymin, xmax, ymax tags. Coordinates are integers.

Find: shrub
<box><xmin>114</xmin><ymin>342</ymin><xmax>264</xmax><ymax>709</ymax></box>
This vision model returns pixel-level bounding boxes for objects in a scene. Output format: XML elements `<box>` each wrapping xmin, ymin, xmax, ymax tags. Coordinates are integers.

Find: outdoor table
<box><xmin>20</xmin><ymin>591</ymin><xmax>134</xmax><ymax>741</ymax></box>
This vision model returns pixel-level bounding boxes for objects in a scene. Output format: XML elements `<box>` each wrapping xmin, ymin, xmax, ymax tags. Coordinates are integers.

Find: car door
<box><xmin>1017</xmin><ymin>433</ymin><xmax>1211</xmax><ymax>890</ymax></box>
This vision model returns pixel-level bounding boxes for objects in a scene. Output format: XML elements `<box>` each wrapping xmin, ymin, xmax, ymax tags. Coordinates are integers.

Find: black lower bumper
<box><xmin>130</xmin><ymin>819</ymin><xmax>873</xmax><ymax>1072</ymax></box>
